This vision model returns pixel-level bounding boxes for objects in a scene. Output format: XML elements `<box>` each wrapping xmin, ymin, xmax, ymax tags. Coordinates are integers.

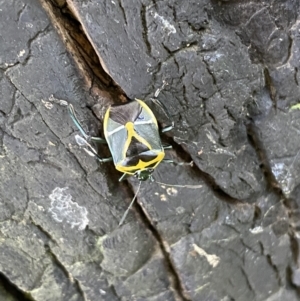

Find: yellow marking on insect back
<box><xmin>122</xmin><ymin>122</ymin><xmax>152</xmax><ymax>158</ymax></box>
<box><xmin>103</xmin><ymin>106</ymin><xmax>111</xmax><ymax>139</ymax></box>
<box><xmin>116</xmin><ymin>151</ymin><xmax>165</xmax><ymax>174</ymax></box>
<box><xmin>103</xmin><ymin>100</ymin><xmax>163</xmax><ymax>175</ymax></box>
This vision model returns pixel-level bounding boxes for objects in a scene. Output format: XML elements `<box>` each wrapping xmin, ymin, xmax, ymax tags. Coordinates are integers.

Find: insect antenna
<box><xmin>154</xmin><ymin>180</ymin><xmax>203</xmax><ymax>189</ymax></box>
<box><xmin>119</xmin><ymin>181</ymin><xmax>142</xmax><ymax>226</ymax></box>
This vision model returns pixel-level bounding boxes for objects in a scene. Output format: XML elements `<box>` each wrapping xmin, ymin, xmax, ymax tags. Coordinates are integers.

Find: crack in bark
<box><xmin>117</xmin><ymin>0</ymin><xmax>127</xmax><ymax>26</ymax></box>
<box><xmin>45</xmin><ymin>245</ymin><xmax>87</xmax><ymax>301</ymax></box>
<box><xmin>29</xmin><ymin>217</ymin><xmax>59</xmax><ymax>245</ymax></box>
<box><xmin>22</xmin><ymin>25</ymin><xmax>52</xmax><ymax>67</ymax></box>
<box><xmin>202</xmin><ymin>57</ymin><xmax>216</xmax><ymax>83</ymax></box>
<box><xmin>16</xmin><ymin>3</ymin><xmax>27</xmax><ymax>23</ymax></box>
<box><xmin>126</xmin><ymin>183</ymin><xmax>191</xmax><ymax>301</ymax></box>
<box><xmin>294</xmin><ymin>67</ymin><xmax>299</xmax><ymax>86</ymax></box>
<box><xmin>0</xmin><ymin>271</ymin><xmax>34</xmax><ymax>301</ymax></box>
<box><xmin>39</xmin><ymin>0</ymin><xmax>116</xmax><ymax>91</ymax></box>
<box><xmin>247</xmin><ymin>123</ymin><xmax>300</xmax><ymax>297</ymax></box>
<box><xmin>263</xmin><ymin>67</ymin><xmax>277</xmax><ymax>110</ymax></box>
<box><xmin>285</xmin><ymin>32</ymin><xmax>293</xmax><ymax>66</ymax></box>
<box><xmin>141</xmin><ymin>4</ymin><xmax>152</xmax><ymax>56</ymax></box>
<box><xmin>239</xmin><ymin>266</ymin><xmax>256</xmax><ymax>298</ymax></box>
<box><xmin>0</xmin><ymin>61</ymin><xmax>20</xmax><ymax>72</ymax></box>
<box><xmin>171</xmin><ymin>136</ymin><xmax>246</xmax><ymax>204</ymax></box>
<box><xmin>266</xmin><ymin>254</ymin><xmax>282</xmax><ymax>286</ymax></box>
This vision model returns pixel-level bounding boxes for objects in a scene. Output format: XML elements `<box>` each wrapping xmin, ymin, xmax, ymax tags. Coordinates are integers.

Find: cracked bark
<box><xmin>1</xmin><ymin>0</ymin><xmax>300</xmax><ymax>300</ymax></box>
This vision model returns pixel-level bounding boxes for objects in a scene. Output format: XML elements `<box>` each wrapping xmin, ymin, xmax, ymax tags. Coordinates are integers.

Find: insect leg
<box><xmin>119</xmin><ymin>173</ymin><xmax>130</xmax><ymax>182</ymax></box>
<box><xmin>161</xmin><ymin>124</ymin><xmax>174</xmax><ymax>133</ymax></box>
<box><xmin>98</xmin><ymin>156</ymin><xmax>113</xmax><ymax>163</ymax></box>
<box><xmin>150</xmin><ymin>81</ymin><xmax>174</xmax><ymax>133</ymax></box>
<box><xmin>150</xmin><ymin>97</ymin><xmax>173</xmax><ymax>121</ymax></box>
<box><xmin>90</xmin><ymin>137</ymin><xmax>107</xmax><ymax>144</ymax></box>
<box><xmin>75</xmin><ymin>135</ymin><xmax>112</xmax><ymax>163</ymax></box>
<box><xmin>68</xmin><ymin>104</ymin><xmax>107</xmax><ymax>144</ymax></box>
<box><xmin>150</xmin><ymin>97</ymin><xmax>174</xmax><ymax>132</ymax></box>
<box><xmin>49</xmin><ymin>95</ymin><xmax>110</xmax><ymax>162</ymax></box>
<box><xmin>48</xmin><ymin>95</ymin><xmax>107</xmax><ymax>143</ymax></box>
<box><xmin>67</xmin><ymin>104</ymin><xmax>89</xmax><ymax>139</ymax></box>
<box><xmin>154</xmin><ymin>80</ymin><xmax>168</xmax><ymax>98</ymax></box>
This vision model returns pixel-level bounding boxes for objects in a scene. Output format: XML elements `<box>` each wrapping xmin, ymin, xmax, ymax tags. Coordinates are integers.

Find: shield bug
<box><xmin>49</xmin><ymin>82</ymin><xmax>190</xmax><ymax>225</ymax></box>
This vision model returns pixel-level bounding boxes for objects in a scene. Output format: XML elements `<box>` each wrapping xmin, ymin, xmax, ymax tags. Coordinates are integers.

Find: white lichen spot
<box><xmin>193</xmin><ymin>244</ymin><xmax>220</xmax><ymax>268</ymax></box>
<box><xmin>249</xmin><ymin>226</ymin><xmax>263</xmax><ymax>234</ymax></box>
<box><xmin>225</xmin><ymin>215</ymin><xmax>235</xmax><ymax>225</ymax></box>
<box><xmin>205</xmin><ymin>130</ymin><xmax>216</xmax><ymax>144</ymax></box>
<box><xmin>99</xmin><ymin>289</ymin><xmax>106</xmax><ymax>295</ymax></box>
<box><xmin>49</xmin><ymin>187</ymin><xmax>88</xmax><ymax>230</ymax></box>
<box><xmin>153</xmin><ymin>12</ymin><xmax>176</xmax><ymax>35</ymax></box>
<box><xmin>271</xmin><ymin>161</ymin><xmax>295</xmax><ymax>195</ymax></box>
<box><xmin>166</xmin><ymin>187</ymin><xmax>178</xmax><ymax>196</ymax></box>
<box><xmin>204</xmin><ymin>53</ymin><xmax>224</xmax><ymax>63</ymax></box>
<box><xmin>160</xmin><ymin>194</ymin><xmax>167</xmax><ymax>201</ymax></box>
<box><xmin>37</xmin><ymin>205</ymin><xmax>44</xmax><ymax>211</ymax></box>
<box><xmin>176</xmin><ymin>206</ymin><xmax>185</xmax><ymax>214</ymax></box>
<box><xmin>41</xmin><ymin>99</ymin><xmax>54</xmax><ymax>110</ymax></box>
<box><xmin>271</xmin><ymin>162</ymin><xmax>285</xmax><ymax>178</ymax></box>
<box><xmin>18</xmin><ymin>50</ymin><xmax>26</xmax><ymax>57</ymax></box>
<box><xmin>215</xmin><ymin>148</ymin><xmax>236</xmax><ymax>157</ymax></box>
<box><xmin>48</xmin><ymin>141</ymin><xmax>56</xmax><ymax>147</ymax></box>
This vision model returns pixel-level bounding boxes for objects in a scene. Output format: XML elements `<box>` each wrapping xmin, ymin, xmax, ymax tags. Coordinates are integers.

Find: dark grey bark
<box><xmin>0</xmin><ymin>0</ymin><xmax>300</xmax><ymax>300</ymax></box>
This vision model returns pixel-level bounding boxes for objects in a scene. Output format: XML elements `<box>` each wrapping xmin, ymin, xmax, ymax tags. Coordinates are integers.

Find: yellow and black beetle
<box><xmin>49</xmin><ymin>83</ymin><xmax>182</xmax><ymax>225</ymax></box>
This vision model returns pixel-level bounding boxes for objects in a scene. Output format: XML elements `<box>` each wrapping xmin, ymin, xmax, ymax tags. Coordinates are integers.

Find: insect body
<box><xmin>104</xmin><ymin>99</ymin><xmax>165</xmax><ymax>181</ymax></box>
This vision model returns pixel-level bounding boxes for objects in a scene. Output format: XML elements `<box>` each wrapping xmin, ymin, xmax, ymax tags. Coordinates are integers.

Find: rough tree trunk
<box><xmin>0</xmin><ymin>0</ymin><xmax>300</xmax><ymax>300</ymax></box>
